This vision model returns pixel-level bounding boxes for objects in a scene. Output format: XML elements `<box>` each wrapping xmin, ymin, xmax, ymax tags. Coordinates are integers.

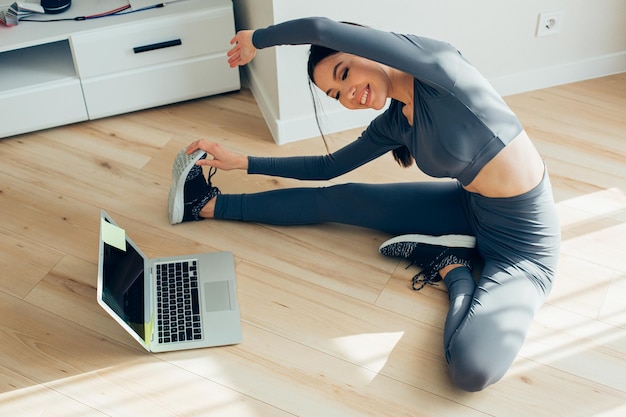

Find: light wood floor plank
<box><xmin>46</xmin><ymin>357</ymin><xmax>294</xmax><ymax>417</ymax></box>
<box><xmin>0</xmin><ymin>290</ymin><xmax>141</xmax><ymax>388</ymax></box>
<box><xmin>0</xmin><ymin>384</ymin><xmax>108</xmax><ymax>417</ymax></box>
<box><xmin>0</xmin><ymin>226</ymin><xmax>64</xmax><ymax>299</ymax></box>
<box><xmin>23</xmin><ymin>254</ymin><xmax>139</xmax><ymax>348</ymax></box>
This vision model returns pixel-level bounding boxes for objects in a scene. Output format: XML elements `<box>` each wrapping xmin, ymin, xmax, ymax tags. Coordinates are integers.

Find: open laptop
<box><xmin>97</xmin><ymin>210</ymin><xmax>242</xmax><ymax>352</ymax></box>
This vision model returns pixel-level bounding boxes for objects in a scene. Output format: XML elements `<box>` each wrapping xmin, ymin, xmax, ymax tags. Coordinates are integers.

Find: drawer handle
<box><xmin>133</xmin><ymin>39</ymin><xmax>182</xmax><ymax>54</ymax></box>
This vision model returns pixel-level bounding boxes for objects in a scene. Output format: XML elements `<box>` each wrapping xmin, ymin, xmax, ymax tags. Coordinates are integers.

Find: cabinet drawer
<box><xmin>71</xmin><ymin>5</ymin><xmax>234</xmax><ymax>78</ymax></box>
<box><xmin>0</xmin><ymin>80</ymin><xmax>87</xmax><ymax>138</ymax></box>
<box><xmin>82</xmin><ymin>56</ymin><xmax>240</xmax><ymax>120</ymax></box>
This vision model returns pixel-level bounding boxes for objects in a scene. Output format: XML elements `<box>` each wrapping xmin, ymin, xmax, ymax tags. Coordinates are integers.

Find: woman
<box><xmin>168</xmin><ymin>17</ymin><xmax>561</xmax><ymax>392</ymax></box>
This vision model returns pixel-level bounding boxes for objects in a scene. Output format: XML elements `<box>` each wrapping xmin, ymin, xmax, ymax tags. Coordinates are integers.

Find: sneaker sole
<box><xmin>168</xmin><ymin>149</ymin><xmax>207</xmax><ymax>224</ymax></box>
<box><xmin>379</xmin><ymin>233</ymin><xmax>476</xmax><ymax>252</ymax></box>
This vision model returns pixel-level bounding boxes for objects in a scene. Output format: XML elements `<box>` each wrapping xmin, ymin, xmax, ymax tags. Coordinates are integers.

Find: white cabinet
<box><xmin>0</xmin><ymin>0</ymin><xmax>240</xmax><ymax>138</ymax></box>
<box><xmin>0</xmin><ymin>40</ymin><xmax>88</xmax><ymax>137</ymax></box>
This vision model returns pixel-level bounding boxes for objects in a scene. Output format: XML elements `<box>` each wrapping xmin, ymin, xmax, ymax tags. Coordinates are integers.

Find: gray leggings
<box><xmin>215</xmin><ymin>171</ymin><xmax>561</xmax><ymax>391</ymax></box>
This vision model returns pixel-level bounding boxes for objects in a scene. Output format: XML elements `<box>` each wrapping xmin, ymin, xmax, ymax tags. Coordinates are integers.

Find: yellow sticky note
<box><xmin>101</xmin><ymin>218</ymin><xmax>126</xmax><ymax>252</ymax></box>
<box><xmin>146</xmin><ymin>312</ymin><xmax>154</xmax><ymax>345</ymax></box>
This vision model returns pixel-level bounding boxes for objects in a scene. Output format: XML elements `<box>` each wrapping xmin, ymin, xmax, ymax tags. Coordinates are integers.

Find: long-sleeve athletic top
<box><xmin>246</xmin><ymin>17</ymin><xmax>523</xmax><ymax>186</ymax></box>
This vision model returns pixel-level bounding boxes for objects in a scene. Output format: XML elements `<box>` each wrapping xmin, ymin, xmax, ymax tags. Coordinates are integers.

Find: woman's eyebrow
<box><xmin>332</xmin><ymin>62</ymin><xmax>341</xmax><ymax>80</ymax></box>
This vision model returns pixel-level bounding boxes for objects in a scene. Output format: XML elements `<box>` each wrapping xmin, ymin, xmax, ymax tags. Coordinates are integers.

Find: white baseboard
<box><xmin>492</xmin><ymin>51</ymin><xmax>626</xmax><ymax>96</ymax></box>
<box><xmin>246</xmin><ymin>51</ymin><xmax>626</xmax><ymax>144</ymax></box>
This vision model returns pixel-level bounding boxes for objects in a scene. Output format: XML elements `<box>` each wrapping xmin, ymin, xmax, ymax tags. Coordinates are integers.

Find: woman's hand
<box><xmin>186</xmin><ymin>140</ymin><xmax>249</xmax><ymax>171</ymax></box>
<box><xmin>227</xmin><ymin>30</ymin><xmax>257</xmax><ymax>68</ymax></box>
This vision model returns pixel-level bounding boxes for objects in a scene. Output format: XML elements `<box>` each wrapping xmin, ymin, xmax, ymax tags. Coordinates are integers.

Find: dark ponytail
<box><xmin>307</xmin><ymin>44</ymin><xmax>338</xmax><ymax>154</ymax></box>
<box><xmin>392</xmin><ymin>146</ymin><xmax>414</xmax><ymax>168</ymax></box>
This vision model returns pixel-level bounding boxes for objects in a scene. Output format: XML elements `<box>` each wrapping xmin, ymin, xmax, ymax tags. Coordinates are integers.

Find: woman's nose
<box><xmin>346</xmin><ymin>85</ymin><xmax>357</xmax><ymax>99</ymax></box>
<box><xmin>340</xmin><ymin>86</ymin><xmax>356</xmax><ymax>105</ymax></box>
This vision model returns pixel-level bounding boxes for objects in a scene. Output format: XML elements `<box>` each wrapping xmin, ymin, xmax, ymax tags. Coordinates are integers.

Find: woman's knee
<box><xmin>448</xmin><ymin>353</ymin><xmax>505</xmax><ymax>392</ymax></box>
<box><xmin>445</xmin><ymin>307</ymin><xmax>529</xmax><ymax>392</ymax></box>
<box><xmin>446</xmin><ymin>317</ymin><xmax>530</xmax><ymax>391</ymax></box>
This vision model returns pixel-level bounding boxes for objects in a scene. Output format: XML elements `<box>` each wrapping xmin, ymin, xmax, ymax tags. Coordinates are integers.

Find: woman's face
<box><xmin>312</xmin><ymin>52</ymin><xmax>390</xmax><ymax>111</ymax></box>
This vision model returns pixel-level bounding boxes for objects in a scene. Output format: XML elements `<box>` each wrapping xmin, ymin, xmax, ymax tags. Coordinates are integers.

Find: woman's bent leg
<box><xmin>443</xmin><ymin>261</ymin><xmax>548</xmax><ymax>391</ymax></box>
<box><xmin>445</xmin><ymin>171</ymin><xmax>560</xmax><ymax>391</ymax></box>
<box><xmin>214</xmin><ymin>181</ymin><xmax>474</xmax><ymax>235</ymax></box>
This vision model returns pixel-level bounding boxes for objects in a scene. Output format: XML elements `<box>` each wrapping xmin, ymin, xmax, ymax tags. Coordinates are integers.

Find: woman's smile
<box><xmin>359</xmin><ymin>85</ymin><xmax>370</xmax><ymax>106</ymax></box>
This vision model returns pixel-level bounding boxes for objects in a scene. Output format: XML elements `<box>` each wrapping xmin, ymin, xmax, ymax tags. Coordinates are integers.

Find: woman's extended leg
<box><xmin>212</xmin><ymin>181</ymin><xmax>474</xmax><ymax>236</ymax></box>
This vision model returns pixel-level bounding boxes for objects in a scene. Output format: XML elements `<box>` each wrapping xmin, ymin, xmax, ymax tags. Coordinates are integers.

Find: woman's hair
<box><xmin>306</xmin><ymin>38</ymin><xmax>414</xmax><ymax>168</ymax></box>
<box><xmin>306</xmin><ymin>44</ymin><xmax>337</xmax><ymax>154</ymax></box>
<box><xmin>307</xmin><ymin>45</ymin><xmax>337</xmax><ymax>85</ymax></box>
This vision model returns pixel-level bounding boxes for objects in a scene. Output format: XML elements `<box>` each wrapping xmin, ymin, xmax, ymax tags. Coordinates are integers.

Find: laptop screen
<box><xmin>101</xmin><ymin>217</ymin><xmax>146</xmax><ymax>341</ymax></box>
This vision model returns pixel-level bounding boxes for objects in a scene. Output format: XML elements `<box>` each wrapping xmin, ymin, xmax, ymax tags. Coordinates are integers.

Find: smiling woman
<box><xmin>306</xmin><ymin>22</ymin><xmax>390</xmax><ymax>109</ymax></box>
<box><xmin>167</xmin><ymin>16</ymin><xmax>561</xmax><ymax>392</ymax></box>
<box><xmin>306</xmin><ymin>36</ymin><xmax>414</xmax><ymax>166</ymax></box>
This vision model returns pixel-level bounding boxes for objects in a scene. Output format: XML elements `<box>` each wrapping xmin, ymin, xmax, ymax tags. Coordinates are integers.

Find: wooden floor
<box><xmin>1</xmin><ymin>73</ymin><xmax>624</xmax><ymax>417</ymax></box>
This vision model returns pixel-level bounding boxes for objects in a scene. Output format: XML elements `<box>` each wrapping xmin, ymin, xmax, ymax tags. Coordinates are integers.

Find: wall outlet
<box><xmin>536</xmin><ymin>11</ymin><xmax>563</xmax><ymax>37</ymax></box>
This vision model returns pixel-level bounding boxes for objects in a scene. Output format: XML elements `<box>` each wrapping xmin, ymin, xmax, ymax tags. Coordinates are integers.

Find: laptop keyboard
<box><xmin>155</xmin><ymin>259</ymin><xmax>202</xmax><ymax>344</ymax></box>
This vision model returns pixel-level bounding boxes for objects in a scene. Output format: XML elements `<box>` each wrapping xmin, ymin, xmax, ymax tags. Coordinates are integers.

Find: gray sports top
<box><xmin>248</xmin><ymin>17</ymin><xmax>523</xmax><ymax>186</ymax></box>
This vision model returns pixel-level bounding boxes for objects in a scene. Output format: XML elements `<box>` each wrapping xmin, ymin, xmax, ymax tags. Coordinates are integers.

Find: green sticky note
<box><xmin>101</xmin><ymin>217</ymin><xmax>126</xmax><ymax>252</ymax></box>
<box><xmin>146</xmin><ymin>312</ymin><xmax>154</xmax><ymax>345</ymax></box>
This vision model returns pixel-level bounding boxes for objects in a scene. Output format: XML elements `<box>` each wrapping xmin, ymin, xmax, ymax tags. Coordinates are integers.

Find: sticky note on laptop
<box><xmin>101</xmin><ymin>217</ymin><xmax>126</xmax><ymax>251</ymax></box>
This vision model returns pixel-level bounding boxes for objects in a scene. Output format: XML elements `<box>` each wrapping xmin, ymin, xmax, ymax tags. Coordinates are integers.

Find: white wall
<box><xmin>233</xmin><ymin>0</ymin><xmax>626</xmax><ymax>144</ymax></box>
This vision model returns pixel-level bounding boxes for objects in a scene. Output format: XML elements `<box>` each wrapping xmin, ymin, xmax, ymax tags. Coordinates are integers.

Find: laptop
<box><xmin>97</xmin><ymin>210</ymin><xmax>242</xmax><ymax>352</ymax></box>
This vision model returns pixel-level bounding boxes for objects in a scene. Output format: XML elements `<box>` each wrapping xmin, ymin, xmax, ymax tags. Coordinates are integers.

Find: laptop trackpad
<box><xmin>204</xmin><ymin>281</ymin><xmax>232</xmax><ymax>312</ymax></box>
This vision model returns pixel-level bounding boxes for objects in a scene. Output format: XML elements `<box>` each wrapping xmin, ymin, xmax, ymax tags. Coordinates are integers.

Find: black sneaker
<box><xmin>168</xmin><ymin>148</ymin><xmax>220</xmax><ymax>224</ymax></box>
<box><xmin>379</xmin><ymin>234</ymin><xmax>476</xmax><ymax>290</ymax></box>
<box><xmin>182</xmin><ymin>165</ymin><xmax>222</xmax><ymax>223</ymax></box>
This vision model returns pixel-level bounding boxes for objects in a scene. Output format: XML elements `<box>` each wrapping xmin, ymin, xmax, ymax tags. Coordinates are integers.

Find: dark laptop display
<box><xmin>101</xmin><ymin>217</ymin><xmax>146</xmax><ymax>340</ymax></box>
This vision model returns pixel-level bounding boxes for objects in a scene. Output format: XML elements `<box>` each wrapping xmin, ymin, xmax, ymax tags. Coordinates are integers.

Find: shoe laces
<box><xmin>207</xmin><ymin>166</ymin><xmax>221</xmax><ymax>195</ymax></box>
<box><xmin>188</xmin><ymin>167</ymin><xmax>221</xmax><ymax>221</ymax></box>
<box><xmin>409</xmin><ymin>250</ymin><xmax>472</xmax><ymax>291</ymax></box>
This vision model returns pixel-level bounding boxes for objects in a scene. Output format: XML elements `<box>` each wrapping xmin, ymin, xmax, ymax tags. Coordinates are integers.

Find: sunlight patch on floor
<box><xmin>328</xmin><ymin>332</ymin><xmax>404</xmax><ymax>380</ymax></box>
<box><xmin>558</xmin><ymin>187</ymin><xmax>625</xmax><ymax>235</ymax></box>
<box><xmin>0</xmin><ymin>359</ymin><xmax>265</xmax><ymax>417</ymax></box>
